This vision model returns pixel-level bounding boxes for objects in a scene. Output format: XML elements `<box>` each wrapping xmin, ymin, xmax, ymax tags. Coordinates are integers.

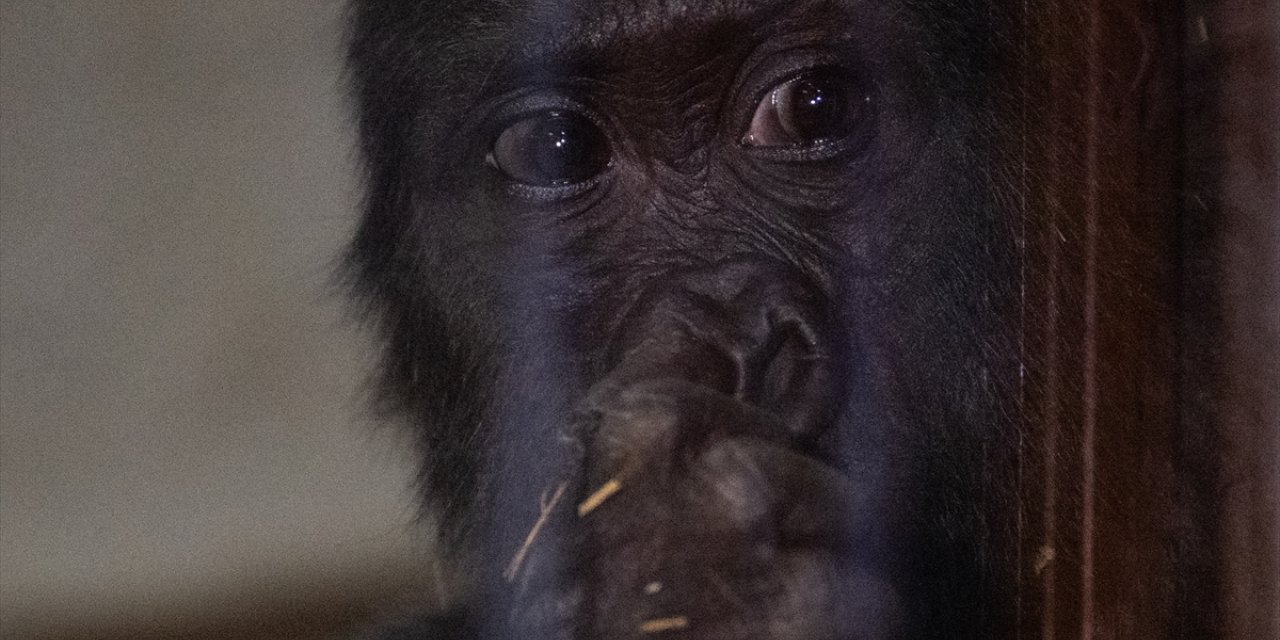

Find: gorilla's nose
<box><xmin>598</xmin><ymin>259</ymin><xmax>846</xmax><ymax>441</ymax></box>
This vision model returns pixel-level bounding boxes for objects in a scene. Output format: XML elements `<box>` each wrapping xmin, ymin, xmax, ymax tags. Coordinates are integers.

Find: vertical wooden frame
<box><xmin>1016</xmin><ymin>1</ymin><xmax>1277</xmax><ymax>637</ymax></box>
<box><xmin>1016</xmin><ymin>1</ymin><xmax>1191</xmax><ymax>637</ymax></box>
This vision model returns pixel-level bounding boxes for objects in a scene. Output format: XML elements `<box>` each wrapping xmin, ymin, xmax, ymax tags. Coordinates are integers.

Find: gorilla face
<box><xmin>348</xmin><ymin>1</ymin><xmax>1020</xmax><ymax>638</ymax></box>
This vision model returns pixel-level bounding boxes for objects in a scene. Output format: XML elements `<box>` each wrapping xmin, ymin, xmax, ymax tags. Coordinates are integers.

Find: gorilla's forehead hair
<box><xmin>351</xmin><ymin>0</ymin><xmax>864</xmax><ymax>82</ymax></box>
<box><xmin>349</xmin><ymin>0</ymin><xmax>1004</xmax><ymax>103</ymax></box>
<box><xmin>479</xmin><ymin>0</ymin><xmax>858</xmax><ymax>52</ymax></box>
<box><xmin>407</xmin><ymin>0</ymin><xmax>852</xmax><ymax>45</ymax></box>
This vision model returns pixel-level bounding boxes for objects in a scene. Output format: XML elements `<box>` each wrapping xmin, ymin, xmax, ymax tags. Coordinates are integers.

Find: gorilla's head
<box><xmin>346</xmin><ymin>1</ymin><xmax>1021</xmax><ymax>637</ymax></box>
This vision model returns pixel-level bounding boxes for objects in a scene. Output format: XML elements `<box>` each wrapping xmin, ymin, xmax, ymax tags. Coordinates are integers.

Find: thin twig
<box><xmin>503</xmin><ymin>481</ymin><xmax>568</xmax><ymax>583</ymax></box>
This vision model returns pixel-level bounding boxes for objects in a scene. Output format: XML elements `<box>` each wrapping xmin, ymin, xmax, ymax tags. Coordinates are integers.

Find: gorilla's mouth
<box><xmin>509</xmin><ymin>261</ymin><xmax>901</xmax><ymax>639</ymax></box>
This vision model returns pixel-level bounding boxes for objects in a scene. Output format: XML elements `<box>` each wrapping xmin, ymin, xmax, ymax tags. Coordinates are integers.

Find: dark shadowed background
<box><xmin>1</xmin><ymin>2</ymin><xmax>433</xmax><ymax>638</ymax></box>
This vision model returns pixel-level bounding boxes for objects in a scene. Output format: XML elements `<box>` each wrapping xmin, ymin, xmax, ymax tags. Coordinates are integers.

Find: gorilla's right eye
<box><xmin>488</xmin><ymin>110</ymin><xmax>611</xmax><ymax>187</ymax></box>
<box><xmin>742</xmin><ymin>67</ymin><xmax>870</xmax><ymax>149</ymax></box>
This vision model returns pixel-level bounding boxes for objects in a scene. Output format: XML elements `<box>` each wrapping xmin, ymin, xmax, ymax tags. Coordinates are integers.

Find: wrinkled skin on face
<box><xmin>346</xmin><ymin>1</ymin><xmax>1022</xmax><ymax>638</ymax></box>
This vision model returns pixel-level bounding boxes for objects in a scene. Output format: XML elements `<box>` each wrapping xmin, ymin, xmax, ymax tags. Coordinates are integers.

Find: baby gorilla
<box><xmin>346</xmin><ymin>1</ymin><xmax>1021</xmax><ymax>638</ymax></box>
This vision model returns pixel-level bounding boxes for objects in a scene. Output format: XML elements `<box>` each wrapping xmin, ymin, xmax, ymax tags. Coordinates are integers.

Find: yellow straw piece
<box><xmin>640</xmin><ymin>616</ymin><xmax>690</xmax><ymax>633</ymax></box>
<box><xmin>577</xmin><ymin>478</ymin><xmax>622</xmax><ymax>516</ymax></box>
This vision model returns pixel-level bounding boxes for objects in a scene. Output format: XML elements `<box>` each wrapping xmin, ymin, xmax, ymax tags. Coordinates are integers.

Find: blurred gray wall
<box><xmin>0</xmin><ymin>1</ymin><xmax>423</xmax><ymax>634</ymax></box>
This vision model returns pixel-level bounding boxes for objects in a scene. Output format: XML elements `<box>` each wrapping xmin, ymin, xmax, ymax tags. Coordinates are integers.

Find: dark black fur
<box><xmin>346</xmin><ymin>1</ymin><xmax>1022</xmax><ymax>638</ymax></box>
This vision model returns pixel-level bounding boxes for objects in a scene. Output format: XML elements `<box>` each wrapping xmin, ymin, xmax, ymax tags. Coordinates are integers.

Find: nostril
<box><xmin>755</xmin><ymin>324</ymin><xmax>815</xmax><ymax>405</ymax></box>
<box><xmin>739</xmin><ymin>314</ymin><xmax>838</xmax><ymax>441</ymax></box>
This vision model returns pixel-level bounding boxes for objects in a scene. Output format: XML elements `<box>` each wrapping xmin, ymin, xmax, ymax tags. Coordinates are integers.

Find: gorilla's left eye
<box><xmin>742</xmin><ymin>68</ymin><xmax>870</xmax><ymax>149</ymax></box>
<box><xmin>489</xmin><ymin>110</ymin><xmax>611</xmax><ymax>187</ymax></box>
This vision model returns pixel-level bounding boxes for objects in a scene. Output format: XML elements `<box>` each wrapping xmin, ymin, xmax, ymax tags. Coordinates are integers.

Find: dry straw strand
<box><xmin>577</xmin><ymin>477</ymin><xmax>622</xmax><ymax>516</ymax></box>
<box><xmin>503</xmin><ymin>481</ymin><xmax>568</xmax><ymax>582</ymax></box>
<box><xmin>640</xmin><ymin>616</ymin><xmax>690</xmax><ymax>633</ymax></box>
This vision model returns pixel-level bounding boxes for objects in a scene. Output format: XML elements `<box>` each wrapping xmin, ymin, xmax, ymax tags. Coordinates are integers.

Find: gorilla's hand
<box><xmin>513</xmin><ymin>261</ymin><xmax>904</xmax><ymax>640</ymax></box>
